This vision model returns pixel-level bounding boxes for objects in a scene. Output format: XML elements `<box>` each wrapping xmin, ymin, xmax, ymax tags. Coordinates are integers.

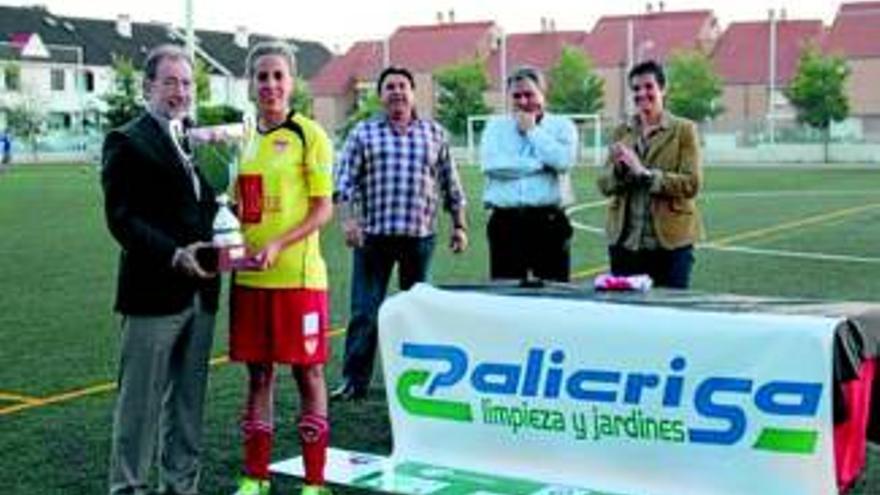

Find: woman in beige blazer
<box><xmin>596</xmin><ymin>60</ymin><xmax>703</xmax><ymax>288</ymax></box>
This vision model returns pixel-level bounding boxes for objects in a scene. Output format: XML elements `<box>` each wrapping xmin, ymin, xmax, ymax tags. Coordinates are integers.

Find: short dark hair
<box><xmin>376</xmin><ymin>66</ymin><xmax>415</xmax><ymax>94</ymax></box>
<box><xmin>506</xmin><ymin>66</ymin><xmax>546</xmax><ymax>92</ymax></box>
<box><xmin>628</xmin><ymin>60</ymin><xmax>666</xmax><ymax>89</ymax></box>
<box><xmin>143</xmin><ymin>44</ymin><xmax>191</xmax><ymax>81</ymax></box>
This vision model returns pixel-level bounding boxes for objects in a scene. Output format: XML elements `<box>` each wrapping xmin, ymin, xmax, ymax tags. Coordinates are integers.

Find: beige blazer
<box><xmin>596</xmin><ymin>112</ymin><xmax>703</xmax><ymax>249</ymax></box>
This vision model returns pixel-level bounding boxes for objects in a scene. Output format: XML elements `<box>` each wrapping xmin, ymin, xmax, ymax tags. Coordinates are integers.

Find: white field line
<box><xmin>704</xmin><ymin>189</ymin><xmax>878</xmax><ymax>199</ymax></box>
<box><xmin>570</xmin><ymin>220</ymin><xmax>604</xmax><ymax>234</ymax></box>
<box><xmin>568</xmin><ymin>219</ymin><xmax>880</xmax><ymax>264</ymax></box>
<box><xmin>570</xmin><ymin>218</ymin><xmax>880</xmax><ymax>263</ymax></box>
<box><xmin>566</xmin><ymin>200</ymin><xmax>608</xmax><ymax>215</ymax></box>
<box><xmin>698</xmin><ymin>244</ymin><xmax>880</xmax><ymax>264</ymax></box>
<box><xmin>566</xmin><ymin>190</ymin><xmax>877</xmax><ymax>214</ymax></box>
<box><xmin>567</xmin><ymin>196</ymin><xmax>880</xmax><ymax>264</ymax></box>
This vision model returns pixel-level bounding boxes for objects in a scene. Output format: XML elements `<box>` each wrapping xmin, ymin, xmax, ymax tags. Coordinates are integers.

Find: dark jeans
<box><xmin>487</xmin><ymin>206</ymin><xmax>573</xmax><ymax>282</ymax></box>
<box><xmin>609</xmin><ymin>244</ymin><xmax>695</xmax><ymax>289</ymax></box>
<box><xmin>342</xmin><ymin>235</ymin><xmax>435</xmax><ymax>389</ymax></box>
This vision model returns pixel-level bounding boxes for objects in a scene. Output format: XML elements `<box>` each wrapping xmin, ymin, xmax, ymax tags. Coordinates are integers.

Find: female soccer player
<box><xmin>230</xmin><ymin>40</ymin><xmax>334</xmax><ymax>495</ymax></box>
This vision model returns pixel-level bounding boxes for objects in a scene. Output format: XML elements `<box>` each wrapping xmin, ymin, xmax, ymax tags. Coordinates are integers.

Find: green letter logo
<box><xmin>397</xmin><ymin>370</ymin><xmax>473</xmax><ymax>422</ymax></box>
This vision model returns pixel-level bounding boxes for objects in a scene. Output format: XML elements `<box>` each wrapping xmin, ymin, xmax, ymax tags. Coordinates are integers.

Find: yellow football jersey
<box><xmin>233</xmin><ymin>112</ymin><xmax>333</xmax><ymax>289</ymax></box>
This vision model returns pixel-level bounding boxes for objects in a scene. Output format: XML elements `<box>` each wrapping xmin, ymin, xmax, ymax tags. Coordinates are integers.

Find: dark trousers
<box><xmin>608</xmin><ymin>244</ymin><xmax>695</xmax><ymax>289</ymax></box>
<box><xmin>342</xmin><ymin>235</ymin><xmax>435</xmax><ymax>389</ymax></box>
<box><xmin>487</xmin><ymin>206</ymin><xmax>572</xmax><ymax>282</ymax></box>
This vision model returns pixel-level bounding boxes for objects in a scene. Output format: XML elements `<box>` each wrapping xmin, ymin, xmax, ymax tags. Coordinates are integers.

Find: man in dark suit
<box><xmin>101</xmin><ymin>44</ymin><xmax>219</xmax><ymax>495</ymax></box>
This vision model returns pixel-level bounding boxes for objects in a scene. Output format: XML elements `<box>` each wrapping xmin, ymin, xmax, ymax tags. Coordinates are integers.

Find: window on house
<box><xmin>51</xmin><ymin>68</ymin><xmax>65</xmax><ymax>91</ymax></box>
<box><xmin>48</xmin><ymin>112</ymin><xmax>69</xmax><ymax>130</ymax></box>
<box><xmin>83</xmin><ymin>70</ymin><xmax>95</xmax><ymax>92</ymax></box>
<box><xmin>4</xmin><ymin>67</ymin><xmax>20</xmax><ymax>91</ymax></box>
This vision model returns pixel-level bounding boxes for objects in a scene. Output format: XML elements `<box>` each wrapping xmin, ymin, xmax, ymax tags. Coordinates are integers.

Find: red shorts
<box><xmin>230</xmin><ymin>286</ymin><xmax>329</xmax><ymax>364</ymax></box>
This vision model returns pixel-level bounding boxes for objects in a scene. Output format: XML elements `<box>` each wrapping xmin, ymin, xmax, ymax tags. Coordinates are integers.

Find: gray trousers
<box><xmin>108</xmin><ymin>296</ymin><xmax>215</xmax><ymax>495</ymax></box>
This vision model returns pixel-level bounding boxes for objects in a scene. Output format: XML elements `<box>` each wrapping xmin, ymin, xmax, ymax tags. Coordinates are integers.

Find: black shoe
<box><xmin>330</xmin><ymin>381</ymin><xmax>367</xmax><ymax>402</ymax></box>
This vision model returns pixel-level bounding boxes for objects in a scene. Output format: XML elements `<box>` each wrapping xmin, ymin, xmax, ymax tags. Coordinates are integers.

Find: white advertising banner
<box><xmin>377</xmin><ymin>285</ymin><xmax>840</xmax><ymax>495</ymax></box>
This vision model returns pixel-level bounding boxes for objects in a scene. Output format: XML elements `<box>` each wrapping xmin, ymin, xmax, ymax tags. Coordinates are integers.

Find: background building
<box><xmin>0</xmin><ymin>4</ymin><xmax>331</xmax><ymax>157</ymax></box>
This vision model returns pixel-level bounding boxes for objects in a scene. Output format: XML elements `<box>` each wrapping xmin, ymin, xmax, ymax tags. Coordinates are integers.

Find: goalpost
<box><xmin>466</xmin><ymin>113</ymin><xmax>603</xmax><ymax>167</ymax></box>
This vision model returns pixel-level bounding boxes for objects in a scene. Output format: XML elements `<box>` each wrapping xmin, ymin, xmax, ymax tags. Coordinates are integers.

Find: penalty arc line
<box><xmin>0</xmin><ymin>328</ymin><xmax>348</xmax><ymax>416</ymax></box>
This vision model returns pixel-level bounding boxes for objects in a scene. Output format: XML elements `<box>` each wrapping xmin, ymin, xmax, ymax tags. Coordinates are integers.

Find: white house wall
<box><xmin>2</xmin><ymin>59</ymin><xmax>256</xmax><ymax>125</ymax></box>
<box><xmin>208</xmin><ymin>74</ymin><xmax>250</xmax><ymax>111</ymax></box>
<box><xmin>1</xmin><ymin>62</ymin><xmax>115</xmax><ymax>115</ymax></box>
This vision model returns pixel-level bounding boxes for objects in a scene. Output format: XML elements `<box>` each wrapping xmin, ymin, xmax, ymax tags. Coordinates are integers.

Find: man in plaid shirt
<box><xmin>332</xmin><ymin>65</ymin><xmax>468</xmax><ymax>401</ymax></box>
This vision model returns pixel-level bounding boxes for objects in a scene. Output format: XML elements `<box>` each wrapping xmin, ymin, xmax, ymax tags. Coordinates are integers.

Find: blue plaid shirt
<box><xmin>334</xmin><ymin>114</ymin><xmax>466</xmax><ymax>237</ymax></box>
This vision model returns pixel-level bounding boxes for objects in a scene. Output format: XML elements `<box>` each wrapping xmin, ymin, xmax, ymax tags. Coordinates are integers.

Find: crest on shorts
<box><xmin>303</xmin><ymin>311</ymin><xmax>320</xmax><ymax>356</ymax></box>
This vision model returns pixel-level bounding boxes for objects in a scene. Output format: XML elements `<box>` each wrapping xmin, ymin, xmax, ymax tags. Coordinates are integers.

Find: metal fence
<box><xmin>5</xmin><ymin>114</ymin><xmax>880</xmax><ymax>165</ymax></box>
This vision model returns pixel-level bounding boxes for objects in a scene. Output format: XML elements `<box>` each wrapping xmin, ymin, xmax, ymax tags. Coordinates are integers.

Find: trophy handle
<box><xmin>181</xmin><ymin>116</ymin><xmax>257</xmax><ymax>195</ymax></box>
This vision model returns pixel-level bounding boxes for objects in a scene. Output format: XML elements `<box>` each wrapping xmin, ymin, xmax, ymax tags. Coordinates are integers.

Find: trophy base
<box><xmin>218</xmin><ymin>245</ymin><xmax>262</xmax><ymax>272</ymax></box>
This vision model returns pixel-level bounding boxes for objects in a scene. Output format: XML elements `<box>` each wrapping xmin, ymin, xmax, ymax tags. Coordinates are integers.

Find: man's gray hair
<box><xmin>506</xmin><ymin>65</ymin><xmax>547</xmax><ymax>92</ymax></box>
<box><xmin>143</xmin><ymin>44</ymin><xmax>192</xmax><ymax>81</ymax></box>
<box><xmin>245</xmin><ymin>40</ymin><xmax>297</xmax><ymax>78</ymax></box>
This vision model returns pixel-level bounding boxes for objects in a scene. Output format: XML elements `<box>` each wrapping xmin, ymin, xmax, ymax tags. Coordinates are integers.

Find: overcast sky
<box><xmin>2</xmin><ymin>0</ymin><xmax>847</xmax><ymax>52</ymax></box>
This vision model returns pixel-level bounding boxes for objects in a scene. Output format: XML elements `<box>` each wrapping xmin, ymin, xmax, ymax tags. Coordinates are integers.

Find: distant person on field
<box><xmin>101</xmin><ymin>44</ymin><xmax>218</xmax><ymax>495</ymax></box>
<box><xmin>1</xmin><ymin>128</ymin><xmax>11</xmax><ymax>166</ymax></box>
<box><xmin>596</xmin><ymin>59</ymin><xmax>703</xmax><ymax>288</ymax></box>
<box><xmin>332</xmin><ymin>65</ymin><xmax>468</xmax><ymax>401</ymax></box>
<box><xmin>228</xmin><ymin>41</ymin><xmax>334</xmax><ymax>495</ymax></box>
<box><xmin>479</xmin><ymin>66</ymin><xmax>577</xmax><ymax>282</ymax></box>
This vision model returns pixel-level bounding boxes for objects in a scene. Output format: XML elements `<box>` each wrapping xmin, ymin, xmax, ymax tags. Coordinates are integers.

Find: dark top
<box><xmin>101</xmin><ymin>113</ymin><xmax>219</xmax><ymax>315</ymax></box>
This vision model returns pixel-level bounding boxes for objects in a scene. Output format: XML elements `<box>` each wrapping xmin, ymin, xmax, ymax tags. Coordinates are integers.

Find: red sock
<box><xmin>298</xmin><ymin>413</ymin><xmax>329</xmax><ymax>485</ymax></box>
<box><xmin>241</xmin><ymin>419</ymin><xmax>273</xmax><ymax>479</ymax></box>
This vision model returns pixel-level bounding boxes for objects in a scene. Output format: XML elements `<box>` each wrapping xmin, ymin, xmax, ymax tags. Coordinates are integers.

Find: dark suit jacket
<box><xmin>101</xmin><ymin>113</ymin><xmax>219</xmax><ymax>315</ymax></box>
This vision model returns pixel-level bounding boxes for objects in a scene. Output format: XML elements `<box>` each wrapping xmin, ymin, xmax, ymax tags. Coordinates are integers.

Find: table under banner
<box><xmin>272</xmin><ymin>283</ymin><xmax>880</xmax><ymax>495</ymax></box>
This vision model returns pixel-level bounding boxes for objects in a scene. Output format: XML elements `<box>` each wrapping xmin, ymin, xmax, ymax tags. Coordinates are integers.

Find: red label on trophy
<box><xmin>238</xmin><ymin>174</ymin><xmax>263</xmax><ymax>224</ymax></box>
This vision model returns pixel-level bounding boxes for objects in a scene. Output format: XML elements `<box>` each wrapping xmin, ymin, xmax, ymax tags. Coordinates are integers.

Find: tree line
<box><xmin>0</xmin><ymin>43</ymin><xmax>851</xmax><ymax>162</ymax></box>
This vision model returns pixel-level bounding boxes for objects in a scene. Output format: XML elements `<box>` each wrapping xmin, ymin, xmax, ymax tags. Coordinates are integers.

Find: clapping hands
<box><xmin>610</xmin><ymin>142</ymin><xmax>648</xmax><ymax>177</ymax></box>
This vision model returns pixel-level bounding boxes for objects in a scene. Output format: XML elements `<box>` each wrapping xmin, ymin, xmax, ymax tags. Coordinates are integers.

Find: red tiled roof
<box><xmin>312</xmin><ymin>21</ymin><xmax>497</xmax><ymax>97</ymax></box>
<box><xmin>311</xmin><ymin>40</ymin><xmax>382</xmax><ymax>96</ymax></box>
<box><xmin>388</xmin><ymin>21</ymin><xmax>496</xmax><ymax>72</ymax></box>
<box><xmin>486</xmin><ymin>31</ymin><xmax>591</xmax><ymax>89</ymax></box>
<box><xmin>824</xmin><ymin>2</ymin><xmax>880</xmax><ymax>59</ymax></box>
<box><xmin>713</xmin><ymin>20</ymin><xmax>824</xmax><ymax>85</ymax></box>
<box><xmin>585</xmin><ymin>10</ymin><xmax>717</xmax><ymax>67</ymax></box>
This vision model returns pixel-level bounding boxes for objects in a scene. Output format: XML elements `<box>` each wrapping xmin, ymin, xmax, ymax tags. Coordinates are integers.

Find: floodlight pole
<box><xmin>382</xmin><ymin>36</ymin><xmax>391</xmax><ymax>67</ymax></box>
<box><xmin>768</xmin><ymin>8</ymin><xmax>777</xmax><ymax>145</ymax></box>
<box><xmin>74</xmin><ymin>45</ymin><xmax>84</xmax><ymax>144</ymax></box>
<box><xmin>499</xmin><ymin>29</ymin><xmax>507</xmax><ymax>112</ymax></box>
<box><xmin>185</xmin><ymin>0</ymin><xmax>196</xmax><ymax>120</ymax></box>
<box><xmin>185</xmin><ymin>0</ymin><xmax>195</xmax><ymax>62</ymax></box>
<box><xmin>626</xmin><ymin>19</ymin><xmax>634</xmax><ymax>115</ymax></box>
